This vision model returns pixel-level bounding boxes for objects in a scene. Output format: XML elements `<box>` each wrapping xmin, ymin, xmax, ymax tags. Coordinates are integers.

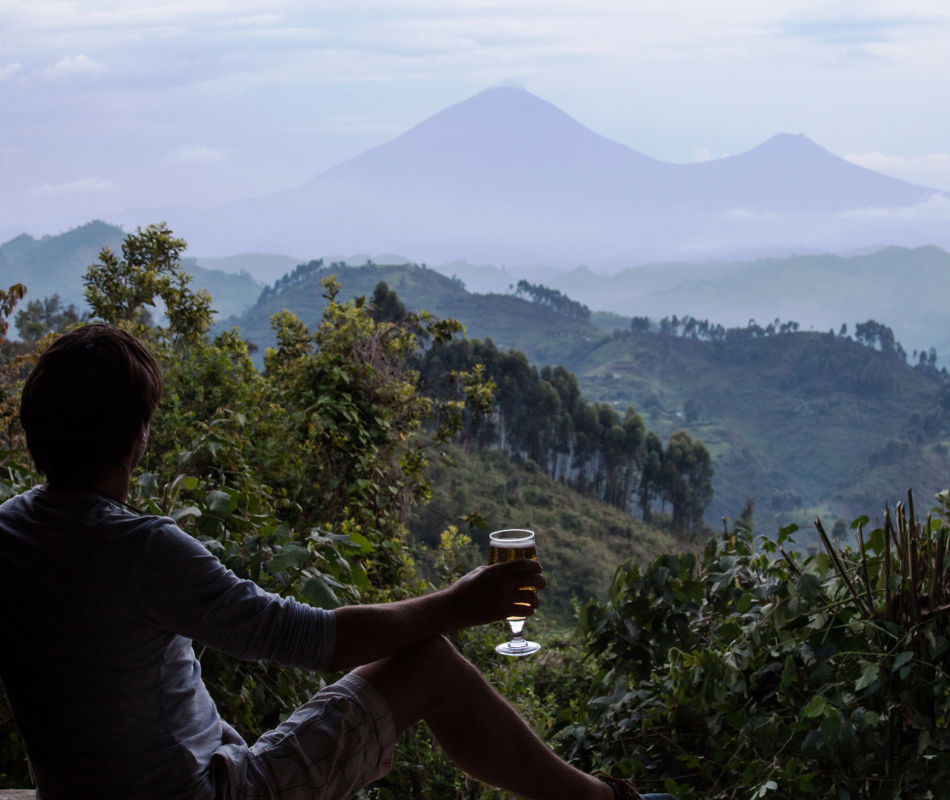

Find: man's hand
<box><xmin>330</xmin><ymin>558</ymin><xmax>545</xmax><ymax>670</ymax></box>
<box><xmin>444</xmin><ymin>559</ymin><xmax>546</xmax><ymax>631</ymax></box>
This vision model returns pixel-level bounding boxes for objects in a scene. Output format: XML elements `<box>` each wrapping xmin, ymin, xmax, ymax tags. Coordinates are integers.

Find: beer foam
<box><xmin>489</xmin><ymin>529</ymin><xmax>535</xmax><ymax>547</ymax></box>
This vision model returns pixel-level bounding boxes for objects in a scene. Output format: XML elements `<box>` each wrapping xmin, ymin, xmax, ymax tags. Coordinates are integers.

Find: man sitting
<box><xmin>0</xmin><ymin>324</ymin><xmax>670</xmax><ymax>799</ymax></box>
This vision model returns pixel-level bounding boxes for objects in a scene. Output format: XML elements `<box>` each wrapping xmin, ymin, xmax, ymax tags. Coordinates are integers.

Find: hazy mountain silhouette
<box><xmin>0</xmin><ymin>221</ymin><xmax>261</xmax><ymax>323</ymax></box>
<box><xmin>542</xmin><ymin>245</ymin><xmax>950</xmax><ymax>364</ymax></box>
<box><xmin>129</xmin><ymin>87</ymin><xmax>947</xmax><ymax>266</ymax></box>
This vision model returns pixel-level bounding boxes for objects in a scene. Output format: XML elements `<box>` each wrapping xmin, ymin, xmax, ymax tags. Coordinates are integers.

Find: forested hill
<box><xmin>217</xmin><ymin>259</ymin><xmax>599</xmax><ymax>366</ymax></box>
<box><xmin>222</xmin><ymin>260</ymin><xmax>950</xmax><ymax>540</ymax></box>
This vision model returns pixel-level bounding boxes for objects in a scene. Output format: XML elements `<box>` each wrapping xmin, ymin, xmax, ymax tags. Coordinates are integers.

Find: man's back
<box><xmin>0</xmin><ymin>487</ymin><xmax>333</xmax><ymax>799</ymax></box>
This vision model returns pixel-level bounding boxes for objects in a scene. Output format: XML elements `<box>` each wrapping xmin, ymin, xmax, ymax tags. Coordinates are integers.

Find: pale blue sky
<box><xmin>2</xmin><ymin>0</ymin><xmax>949</xmax><ymax>241</ymax></box>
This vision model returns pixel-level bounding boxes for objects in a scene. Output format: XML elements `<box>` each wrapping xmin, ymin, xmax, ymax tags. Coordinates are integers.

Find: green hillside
<box><xmin>218</xmin><ymin>260</ymin><xmax>598</xmax><ymax>365</ymax></box>
<box><xmin>225</xmin><ymin>260</ymin><xmax>950</xmax><ymax>542</ymax></box>
<box><xmin>0</xmin><ymin>220</ymin><xmax>125</xmax><ymax>309</ymax></box>
<box><xmin>573</xmin><ymin>327</ymin><xmax>949</xmax><ymax>537</ymax></box>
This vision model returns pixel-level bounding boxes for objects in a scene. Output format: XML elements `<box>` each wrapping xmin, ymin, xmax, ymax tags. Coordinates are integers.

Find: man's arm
<box><xmin>329</xmin><ymin>559</ymin><xmax>545</xmax><ymax>671</ymax></box>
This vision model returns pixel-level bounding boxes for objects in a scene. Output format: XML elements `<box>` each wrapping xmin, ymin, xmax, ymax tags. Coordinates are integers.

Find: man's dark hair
<box><xmin>20</xmin><ymin>324</ymin><xmax>162</xmax><ymax>488</ymax></box>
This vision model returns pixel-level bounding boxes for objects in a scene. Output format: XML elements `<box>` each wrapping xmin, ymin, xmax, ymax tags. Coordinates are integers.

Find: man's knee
<box><xmin>407</xmin><ymin>634</ymin><xmax>460</xmax><ymax>672</ymax></box>
<box><xmin>352</xmin><ymin>636</ymin><xmax>470</xmax><ymax>733</ymax></box>
<box><xmin>361</xmin><ymin>635</ymin><xmax>461</xmax><ymax>693</ymax></box>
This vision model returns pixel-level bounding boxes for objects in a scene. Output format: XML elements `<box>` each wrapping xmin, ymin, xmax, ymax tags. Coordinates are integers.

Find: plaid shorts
<box><xmin>212</xmin><ymin>673</ymin><xmax>397</xmax><ymax>800</ymax></box>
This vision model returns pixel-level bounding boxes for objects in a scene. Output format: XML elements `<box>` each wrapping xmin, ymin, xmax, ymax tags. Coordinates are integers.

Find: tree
<box><xmin>369</xmin><ymin>280</ymin><xmax>410</xmax><ymax>325</ymax></box>
<box><xmin>664</xmin><ymin>430</ymin><xmax>713</xmax><ymax>536</ymax></box>
<box><xmin>84</xmin><ymin>222</ymin><xmax>212</xmax><ymax>347</ymax></box>
<box><xmin>14</xmin><ymin>294</ymin><xmax>85</xmax><ymax>344</ymax></box>
<box><xmin>638</xmin><ymin>432</ymin><xmax>664</xmax><ymax>522</ymax></box>
<box><xmin>854</xmin><ymin>319</ymin><xmax>898</xmax><ymax>356</ymax></box>
<box><xmin>0</xmin><ymin>283</ymin><xmax>26</xmax><ymax>344</ymax></box>
<box><xmin>733</xmin><ymin>497</ymin><xmax>754</xmax><ymax>536</ymax></box>
<box><xmin>0</xmin><ymin>283</ymin><xmax>28</xmax><ymax>445</ymax></box>
<box><xmin>514</xmin><ymin>280</ymin><xmax>591</xmax><ymax>322</ymax></box>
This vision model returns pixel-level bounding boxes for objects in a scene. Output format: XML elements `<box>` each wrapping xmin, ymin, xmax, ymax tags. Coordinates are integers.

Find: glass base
<box><xmin>495</xmin><ymin>639</ymin><xmax>540</xmax><ymax>657</ymax></box>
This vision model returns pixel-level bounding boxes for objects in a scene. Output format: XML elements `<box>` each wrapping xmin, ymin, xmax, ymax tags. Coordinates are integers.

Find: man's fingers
<box><xmin>490</xmin><ymin>558</ymin><xmax>543</xmax><ymax>575</ymax></box>
<box><xmin>514</xmin><ymin>572</ymin><xmax>545</xmax><ymax>592</ymax></box>
<box><xmin>514</xmin><ymin>587</ymin><xmax>540</xmax><ymax>607</ymax></box>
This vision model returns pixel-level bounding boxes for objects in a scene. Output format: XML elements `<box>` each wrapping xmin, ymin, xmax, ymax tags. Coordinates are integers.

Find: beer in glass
<box><xmin>488</xmin><ymin>529</ymin><xmax>540</xmax><ymax>656</ymax></box>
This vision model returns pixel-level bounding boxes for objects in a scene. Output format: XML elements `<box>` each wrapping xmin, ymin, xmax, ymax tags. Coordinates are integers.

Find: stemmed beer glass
<box><xmin>488</xmin><ymin>529</ymin><xmax>540</xmax><ymax>657</ymax></box>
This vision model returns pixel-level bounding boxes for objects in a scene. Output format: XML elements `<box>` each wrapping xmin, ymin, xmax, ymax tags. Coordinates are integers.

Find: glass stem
<box><xmin>508</xmin><ymin>619</ymin><xmax>527</xmax><ymax>648</ymax></box>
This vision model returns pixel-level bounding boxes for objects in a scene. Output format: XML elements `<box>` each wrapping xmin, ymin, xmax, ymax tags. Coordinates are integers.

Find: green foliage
<box><xmin>663</xmin><ymin>430</ymin><xmax>714</xmax><ymax>537</ymax></box>
<box><xmin>0</xmin><ymin>284</ymin><xmax>31</xmax><ymax>450</ymax></box>
<box><xmin>0</xmin><ymin>284</ymin><xmax>26</xmax><ymax>344</ymax></box>
<box><xmin>84</xmin><ymin>222</ymin><xmax>213</xmax><ymax>347</ymax></box>
<box><xmin>0</xmin><ymin>301</ymin><xmax>37</xmax><ymax>785</ymax></box>
<box><xmin>568</xmin><ymin>492</ymin><xmax>950</xmax><ymax>799</ymax></box>
<box><xmin>369</xmin><ymin>526</ymin><xmax>601</xmax><ymax>800</ymax></box>
<box><xmin>13</xmin><ymin>294</ymin><xmax>86</xmax><ymax>344</ymax></box>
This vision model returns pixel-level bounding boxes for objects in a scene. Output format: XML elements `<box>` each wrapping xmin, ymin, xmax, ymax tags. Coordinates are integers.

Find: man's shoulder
<box><xmin>0</xmin><ymin>487</ymin><xmax>42</xmax><ymax>526</ymax></box>
<box><xmin>0</xmin><ymin>486</ymin><xmax>177</xmax><ymax>540</ymax></box>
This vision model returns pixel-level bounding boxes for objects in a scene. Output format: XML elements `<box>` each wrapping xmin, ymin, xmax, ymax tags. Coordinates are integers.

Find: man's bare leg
<box><xmin>353</xmin><ymin>635</ymin><xmax>613</xmax><ymax>800</ymax></box>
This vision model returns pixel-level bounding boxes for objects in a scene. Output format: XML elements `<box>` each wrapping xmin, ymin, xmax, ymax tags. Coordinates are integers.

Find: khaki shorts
<box><xmin>213</xmin><ymin>673</ymin><xmax>397</xmax><ymax>800</ymax></box>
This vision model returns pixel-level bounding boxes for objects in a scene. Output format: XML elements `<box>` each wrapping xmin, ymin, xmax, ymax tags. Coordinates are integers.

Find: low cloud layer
<box><xmin>845</xmin><ymin>152</ymin><xmax>950</xmax><ymax>192</ymax></box>
<box><xmin>31</xmin><ymin>178</ymin><xmax>115</xmax><ymax>196</ymax></box>
<box><xmin>839</xmin><ymin>193</ymin><xmax>950</xmax><ymax>221</ymax></box>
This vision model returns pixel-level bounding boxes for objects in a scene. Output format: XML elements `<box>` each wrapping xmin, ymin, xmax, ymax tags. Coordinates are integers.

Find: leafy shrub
<box><xmin>569</xmin><ymin>492</ymin><xmax>950</xmax><ymax>799</ymax></box>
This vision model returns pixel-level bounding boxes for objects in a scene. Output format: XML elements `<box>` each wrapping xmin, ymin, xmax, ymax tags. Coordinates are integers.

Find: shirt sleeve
<box><xmin>133</xmin><ymin>519</ymin><xmax>337</xmax><ymax>672</ymax></box>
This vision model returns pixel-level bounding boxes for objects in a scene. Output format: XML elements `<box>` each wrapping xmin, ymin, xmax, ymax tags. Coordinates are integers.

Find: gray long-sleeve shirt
<box><xmin>0</xmin><ymin>487</ymin><xmax>336</xmax><ymax>799</ymax></box>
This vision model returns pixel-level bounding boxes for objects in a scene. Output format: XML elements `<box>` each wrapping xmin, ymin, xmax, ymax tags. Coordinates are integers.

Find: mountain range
<box><xmin>3</xmin><ymin>222</ymin><xmax>948</xmax><ymax>538</ymax></box>
<box><xmin>118</xmin><ymin>86</ymin><xmax>948</xmax><ymax>267</ymax></box>
<box><xmin>4</xmin><ymin>221</ymin><xmax>950</xmax><ymax>367</ymax></box>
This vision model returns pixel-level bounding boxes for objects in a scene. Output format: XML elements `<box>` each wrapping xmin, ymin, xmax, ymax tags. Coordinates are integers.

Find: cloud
<box><xmin>166</xmin><ymin>144</ymin><xmax>233</xmax><ymax>164</ymax></box>
<box><xmin>31</xmin><ymin>178</ymin><xmax>114</xmax><ymax>196</ymax></box>
<box><xmin>779</xmin><ymin>16</ymin><xmax>924</xmax><ymax>45</ymax></box>
<box><xmin>774</xmin><ymin>11</ymin><xmax>948</xmax><ymax>64</ymax></box>
<box><xmin>0</xmin><ymin>63</ymin><xmax>22</xmax><ymax>82</ymax></box>
<box><xmin>839</xmin><ymin>193</ymin><xmax>950</xmax><ymax>221</ymax></box>
<box><xmin>41</xmin><ymin>54</ymin><xmax>107</xmax><ymax>80</ymax></box>
<box><xmin>844</xmin><ymin>151</ymin><xmax>950</xmax><ymax>192</ymax></box>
